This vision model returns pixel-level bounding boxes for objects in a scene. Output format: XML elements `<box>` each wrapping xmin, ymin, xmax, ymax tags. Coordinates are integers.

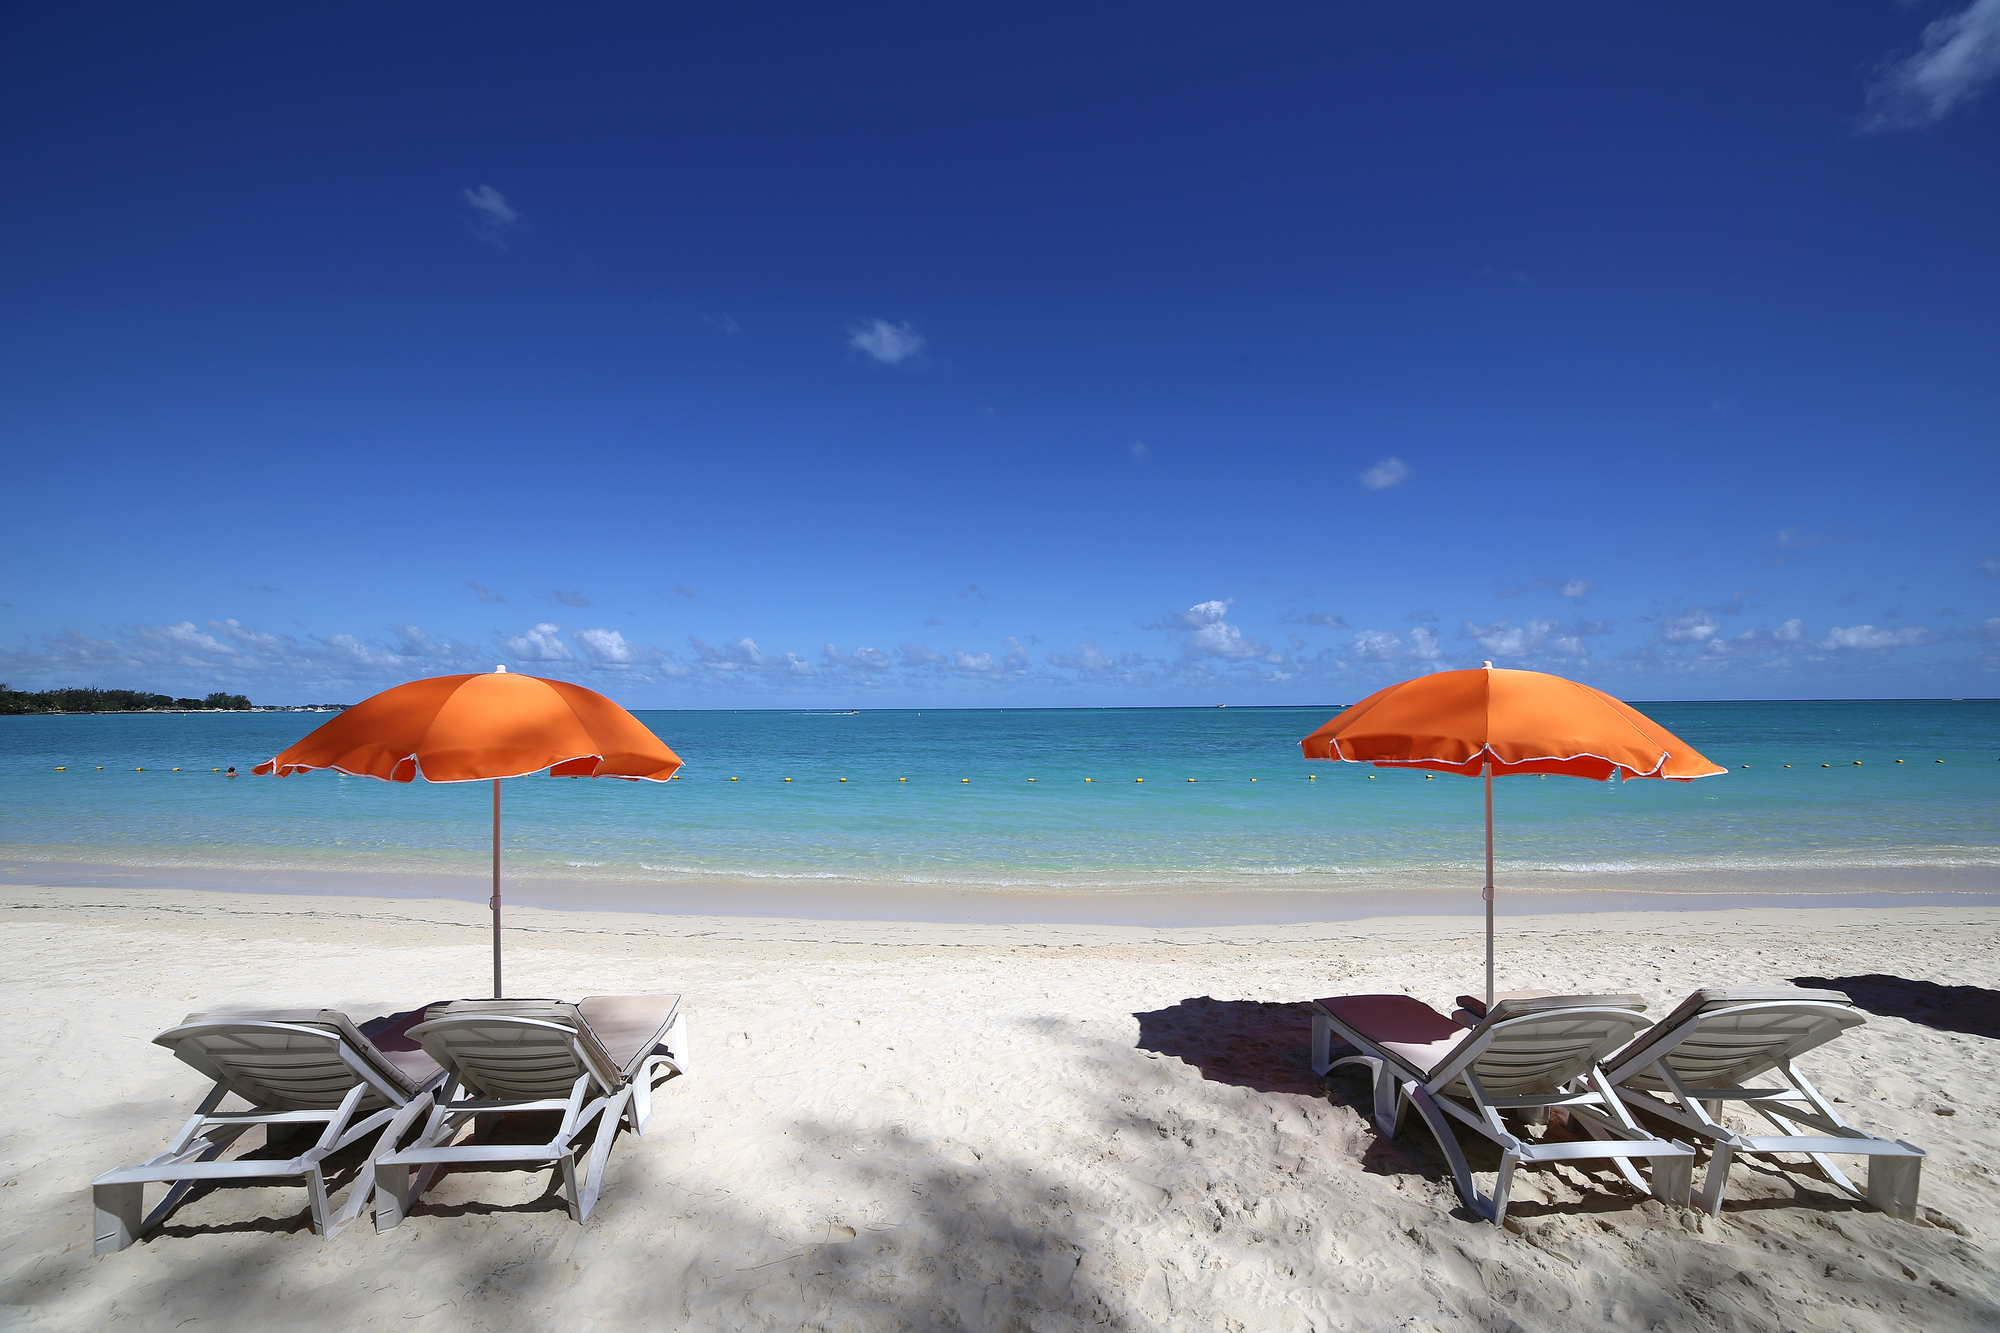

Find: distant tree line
<box><xmin>0</xmin><ymin>685</ymin><xmax>253</xmax><ymax>714</ymax></box>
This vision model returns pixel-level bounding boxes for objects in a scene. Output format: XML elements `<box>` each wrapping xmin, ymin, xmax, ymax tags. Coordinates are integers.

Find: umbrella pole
<box><xmin>1480</xmin><ymin>756</ymin><xmax>1496</xmax><ymax>1008</ymax></box>
<box><xmin>490</xmin><ymin>780</ymin><xmax>504</xmax><ymax>996</ymax></box>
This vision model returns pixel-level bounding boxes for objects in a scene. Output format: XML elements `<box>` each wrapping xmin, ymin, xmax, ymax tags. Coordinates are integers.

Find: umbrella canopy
<box><xmin>255</xmin><ymin>668</ymin><xmax>682</xmax><ymax>997</ymax></box>
<box><xmin>1301</xmin><ymin>664</ymin><xmax>1723</xmax><ymax>1003</ymax></box>
<box><xmin>254</xmin><ymin>670</ymin><xmax>682</xmax><ymax>783</ymax></box>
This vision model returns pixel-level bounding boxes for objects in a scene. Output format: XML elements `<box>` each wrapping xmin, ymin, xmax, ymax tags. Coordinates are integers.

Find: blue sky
<box><xmin>2</xmin><ymin>3</ymin><xmax>1996</xmax><ymax>706</ymax></box>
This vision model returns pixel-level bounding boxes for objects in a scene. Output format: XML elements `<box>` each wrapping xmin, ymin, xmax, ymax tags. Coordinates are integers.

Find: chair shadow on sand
<box><xmin>1792</xmin><ymin>974</ymin><xmax>2000</xmax><ymax>1041</ymax></box>
<box><xmin>1127</xmin><ymin>995</ymin><xmax>1869</xmax><ymax>1223</ymax></box>
<box><xmin>1128</xmin><ymin>995</ymin><xmax>1532</xmax><ymax>1219</ymax></box>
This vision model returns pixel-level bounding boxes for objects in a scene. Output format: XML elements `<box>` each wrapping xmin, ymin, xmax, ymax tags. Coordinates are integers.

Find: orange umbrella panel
<box><xmin>253</xmin><ymin>672</ymin><xmax>682</xmax><ymax>783</ymax></box>
<box><xmin>1300</xmin><ymin>667</ymin><xmax>1724</xmax><ymax>781</ymax></box>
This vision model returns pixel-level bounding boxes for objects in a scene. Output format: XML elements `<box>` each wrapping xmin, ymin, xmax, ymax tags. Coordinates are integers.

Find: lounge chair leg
<box><xmin>374</xmin><ymin>1162</ymin><xmax>412</xmax><ymax>1231</ymax></box>
<box><xmin>558</xmin><ymin>1150</ymin><xmax>583</xmax><ymax>1223</ymax></box>
<box><xmin>304</xmin><ymin>1166</ymin><xmax>336</xmax><ymax>1238</ymax></box>
<box><xmin>1696</xmin><ymin>1142</ymin><xmax>1733</xmax><ymax>1215</ymax></box>
<box><xmin>1311</xmin><ymin>1013</ymin><xmax>1334</xmax><ymax>1076</ymax></box>
<box><xmin>93</xmin><ymin>1182</ymin><xmax>144</xmax><ymax>1254</ymax></box>
<box><xmin>1492</xmin><ymin>1150</ymin><xmax>1519</xmax><ymax>1227</ymax></box>
<box><xmin>1652</xmin><ymin>1152</ymin><xmax>1694</xmax><ymax>1208</ymax></box>
<box><xmin>1867</xmin><ymin>1150</ymin><xmax>1922</xmax><ymax>1221</ymax></box>
<box><xmin>1406</xmin><ymin>1086</ymin><xmax>1499</xmax><ymax>1222</ymax></box>
<box><xmin>576</xmin><ymin>1090</ymin><xmax>628</xmax><ymax>1223</ymax></box>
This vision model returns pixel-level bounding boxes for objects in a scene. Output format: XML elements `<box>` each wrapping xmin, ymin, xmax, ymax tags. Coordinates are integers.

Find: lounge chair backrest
<box><xmin>156</xmin><ymin>1009</ymin><xmax>417</xmax><ymax>1111</ymax></box>
<box><xmin>1433</xmin><ymin>1001</ymin><xmax>1651</xmax><ymax>1096</ymax></box>
<box><xmin>1611</xmin><ymin>987</ymin><xmax>1861</xmax><ymax>1090</ymax></box>
<box><xmin>410</xmin><ymin>1000</ymin><xmax>623</xmax><ymax>1100</ymax></box>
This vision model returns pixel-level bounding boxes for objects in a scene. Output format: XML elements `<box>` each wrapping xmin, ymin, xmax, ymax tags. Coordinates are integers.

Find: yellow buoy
<box><xmin>1425</xmin><ymin>774</ymin><xmax>1435</xmax><ymax>779</ymax></box>
<box><xmin>55</xmin><ymin>766</ymin><xmax>65</xmax><ymax>770</ymax></box>
<box><xmin>840</xmin><ymin>777</ymin><xmax>848</xmax><ymax>782</ymax></box>
<box><xmin>1084</xmin><ymin>777</ymin><xmax>1093</xmax><ymax>782</ymax></box>
<box><xmin>135</xmin><ymin>767</ymin><xmax>143</xmax><ymax>771</ymax></box>
<box><xmin>785</xmin><ymin>777</ymin><xmax>793</xmax><ymax>782</ymax></box>
<box><xmin>1822</xmin><ymin>764</ymin><xmax>1830</xmax><ymax>768</ymax></box>
<box><xmin>1188</xmin><ymin>778</ymin><xmax>1195</xmax><ymax>782</ymax></box>
<box><xmin>1783</xmin><ymin>764</ymin><xmax>1792</xmax><ymax>768</ymax></box>
<box><xmin>1308</xmin><ymin>774</ymin><xmax>1316</xmax><ymax>780</ymax></box>
<box><xmin>173</xmin><ymin>767</ymin><xmax>181</xmax><ymax>771</ymax></box>
<box><xmin>1135</xmin><ymin>778</ymin><xmax>1143</xmax><ymax>783</ymax></box>
<box><xmin>1936</xmin><ymin>759</ymin><xmax>1945</xmax><ymax>763</ymax></box>
<box><xmin>96</xmin><ymin>766</ymin><xmax>103</xmax><ymax>770</ymax></box>
<box><xmin>213</xmin><ymin>768</ymin><xmax>221</xmax><ymax>772</ymax></box>
<box><xmin>961</xmin><ymin>778</ymin><xmax>969</xmax><ymax>783</ymax></box>
<box><xmin>898</xmin><ymin>777</ymin><xmax>906</xmax><ymax>782</ymax></box>
<box><xmin>1027</xmin><ymin>778</ymin><xmax>1035</xmax><ymax>782</ymax></box>
<box><xmin>1853</xmin><ymin>761</ymin><xmax>1862</xmax><ymax>766</ymax></box>
<box><xmin>1250</xmin><ymin>778</ymin><xmax>1257</xmax><ymax>782</ymax></box>
<box><xmin>731</xmin><ymin>776</ymin><xmax>739</xmax><ymax>781</ymax></box>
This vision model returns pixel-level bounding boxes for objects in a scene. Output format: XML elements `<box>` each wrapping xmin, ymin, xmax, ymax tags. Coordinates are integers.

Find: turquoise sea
<box><xmin>3</xmin><ymin>701</ymin><xmax>1997</xmax><ymax>915</ymax></box>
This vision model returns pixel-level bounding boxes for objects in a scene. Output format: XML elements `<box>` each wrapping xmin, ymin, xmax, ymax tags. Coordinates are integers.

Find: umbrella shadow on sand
<box><xmin>1792</xmin><ymin>973</ymin><xmax>2000</xmax><ymax>1041</ymax></box>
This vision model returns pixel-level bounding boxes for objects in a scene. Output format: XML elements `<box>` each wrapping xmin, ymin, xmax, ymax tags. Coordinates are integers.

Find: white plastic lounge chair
<box><xmin>1312</xmin><ymin>993</ymin><xmax>1694</xmax><ymax>1224</ymax></box>
<box><xmin>91</xmin><ymin>1008</ymin><xmax>444</xmax><ymax>1253</ymax></box>
<box><xmin>1599</xmin><ymin>986</ymin><xmax>1925</xmax><ymax>1218</ymax></box>
<box><xmin>373</xmin><ymin>995</ymin><xmax>686</xmax><ymax>1228</ymax></box>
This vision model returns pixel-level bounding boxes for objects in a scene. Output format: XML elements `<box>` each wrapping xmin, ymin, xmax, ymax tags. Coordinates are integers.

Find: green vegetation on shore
<box><xmin>0</xmin><ymin>685</ymin><xmax>252</xmax><ymax>715</ymax></box>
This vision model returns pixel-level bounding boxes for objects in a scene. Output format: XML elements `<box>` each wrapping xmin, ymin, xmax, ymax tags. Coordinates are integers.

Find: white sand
<box><xmin>1</xmin><ymin>886</ymin><xmax>1996</xmax><ymax>1331</ymax></box>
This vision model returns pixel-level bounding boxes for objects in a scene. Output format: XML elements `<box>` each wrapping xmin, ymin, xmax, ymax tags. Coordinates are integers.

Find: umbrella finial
<box><xmin>1482</xmin><ymin>660</ymin><xmax>1492</xmax><ymax>669</ymax></box>
<box><xmin>494</xmin><ymin>664</ymin><xmax>508</xmax><ymax>673</ymax></box>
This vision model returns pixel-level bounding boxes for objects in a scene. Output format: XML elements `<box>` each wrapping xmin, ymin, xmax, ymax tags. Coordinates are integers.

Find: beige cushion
<box><xmin>1317</xmin><ymin>994</ymin><xmax>1468</xmax><ymax>1074</ymax></box>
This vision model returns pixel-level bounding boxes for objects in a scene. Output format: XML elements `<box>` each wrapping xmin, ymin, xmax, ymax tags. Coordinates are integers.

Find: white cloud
<box><xmin>466</xmin><ymin>582</ymin><xmax>505</xmax><ymax>604</ymax></box>
<box><xmin>689</xmin><ymin>636</ymin><xmax>812</xmax><ymax>675</ymax></box>
<box><xmin>1346</xmin><ymin>630</ymin><xmax>1402</xmax><ymax>662</ymax></box>
<box><xmin>1129</xmin><ymin>441</ymin><xmax>1148</xmax><ymax>461</ymax></box>
<box><xmin>848</xmin><ymin>319</ymin><xmax>926</xmax><ymax>365</ymax></box>
<box><xmin>899</xmin><ymin>642</ymin><xmax>948</xmax><ymax>667</ymax></box>
<box><xmin>1303</xmin><ymin>612</ymin><xmax>1348</xmax><ymax>629</ymax></box>
<box><xmin>1001</xmin><ymin>637</ymin><xmax>1031</xmax><ymax>671</ymax></box>
<box><xmin>1464</xmin><ymin>617</ymin><xmax>1587</xmax><ymax>659</ymax></box>
<box><xmin>1360</xmin><ymin>457</ymin><xmax>1410</xmax><ymax>490</ymax></box>
<box><xmin>952</xmin><ymin>649</ymin><xmax>996</xmax><ymax>672</ymax></box>
<box><xmin>1979</xmin><ymin>555</ymin><xmax>2000</xmax><ymax>579</ymax></box>
<box><xmin>501</xmin><ymin>622</ymin><xmax>573</xmax><ymax>661</ymax></box>
<box><xmin>552</xmin><ymin>590</ymin><xmax>592</xmax><ymax>608</ymax></box>
<box><xmin>1557</xmin><ymin>579</ymin><xmax>1598</xmax><ymax>600</ymax></box>
<box><xmin>392</xmin><ymin>625</ymin><xmax>480</xmax><ymax>661</ymax></box>
<box><xmin>1408</xmin><ymin>625</ymin><xmax>1443</xmax><ymax>660</ymax></box>
<box><xmin>1822</xmin><ymin>624</ymin><xmax>1933</xmax><ymax>650</ymax></box>
<box><xmin>823</xmin><ymin>644</ymin><xmax>892</xmax><ymax>671</ymax></box>
<box><xmin>1658</xmin><ymin>609</ymin><xmax>1722</xmax><ymax>644</ymax></box>
<box><xmin>1172</xmin><ymin>599</ymin><xmax>1269</xmax><ymax>660</ymax></box>
<box><xmin>1048</xmin><ymin>640</ymin><xmax>1114</xmax><ymax>672</ymax></box>
<box><xmin>462</xmin><ymin>185</ymin><xmax>520</xmax><ymax>247</ymax></box>
<box><xmin>1773</xmin><ymin>617</ymin><xmax>1803</xmax><ymax>643</ymax></box>
<box><xmin>574</xmin><ymin>628</ymin><xmax>657</xmax><ymax>667</ymax></box>
<box><xmin>1862</xmin><ymin>0</ymin><xmax>2000</xmax><ymax>131</ymax></box>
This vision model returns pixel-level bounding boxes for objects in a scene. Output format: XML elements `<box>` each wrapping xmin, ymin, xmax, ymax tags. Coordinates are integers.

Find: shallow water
<box><xmin>4</xmin><ymin>701</ymin><xmax>1996</xmax><ymax>901</ymax></box>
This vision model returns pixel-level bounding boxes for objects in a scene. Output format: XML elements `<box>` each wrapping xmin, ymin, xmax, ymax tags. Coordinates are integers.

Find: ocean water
<box><xmin>3</xmin><ymin>702</ymin><xmax>1997</xmax><ymax>906</ymax></box>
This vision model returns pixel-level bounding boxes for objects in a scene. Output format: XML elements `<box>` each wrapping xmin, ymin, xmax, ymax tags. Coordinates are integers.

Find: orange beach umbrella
<box><xmin>1301</xmin><ymin>663</ymin><xmax>1724</xmax><ymax>1005</ymax></box>
<box><xmin>255</xmin><ymin>667</ymin><xmax>682</xmax><ymax>997</ymax></box>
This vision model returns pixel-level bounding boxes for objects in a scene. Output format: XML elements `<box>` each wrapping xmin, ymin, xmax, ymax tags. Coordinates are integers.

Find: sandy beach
<box><xmin>0</xmin><ymin>886</ymin><xmax>1995</xmax><ymax>1331</ymax></box>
